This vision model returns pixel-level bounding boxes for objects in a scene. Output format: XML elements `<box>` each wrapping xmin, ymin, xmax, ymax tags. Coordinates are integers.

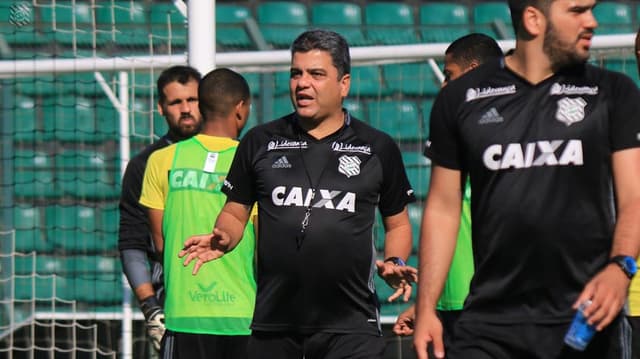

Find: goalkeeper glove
<box><xmin>141</xmin><ymin>296</ymin><xmax>165</xmax><ymax>353</ymax></box>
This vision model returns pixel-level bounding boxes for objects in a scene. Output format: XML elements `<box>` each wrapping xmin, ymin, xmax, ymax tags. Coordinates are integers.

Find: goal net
<box><xmin>0</xmin><ymin>1</ymin><xmax>637</xmax><ymax>358</ymax></box>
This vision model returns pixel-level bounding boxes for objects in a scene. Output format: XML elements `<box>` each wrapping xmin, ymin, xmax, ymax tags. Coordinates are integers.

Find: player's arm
<box><xmin>376</xmin><ymin>207</ymin><xmax>417</xmax><ymax>302</ymax></box>
<box><xmin>179</xmin><ymin>200</ymin><xmax>252</xmax><ymax>275</ymax></box>
<box><xmin>577</xmin><ymin>147</ymin><xmax>640</xmax><ymax>330</ymax></box>
<box><xmin>414</xmin><ymin>164</ymin><xmax>462</xmax><ymax>359</ymax></box>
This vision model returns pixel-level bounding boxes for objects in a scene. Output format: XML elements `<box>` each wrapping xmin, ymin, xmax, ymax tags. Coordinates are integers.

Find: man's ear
<box><xmin>157</xmin><ymin>101</ymin><xmax>164</xmax><ymax>116</ymax></box>
<box><xmin>522</xmin><ymin>5</ymin><xmax>545</xmax><ymax>37</ymax></box>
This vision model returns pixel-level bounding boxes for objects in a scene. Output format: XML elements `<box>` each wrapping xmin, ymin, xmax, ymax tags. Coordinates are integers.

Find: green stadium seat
<box><xmin>95</xmin><ymin>1</ymin><xmax>149</xmax><ymax>47</ymax></box>
<box><xmin>13</xmin><ymin>205</ymin><xmax>54</xmax><ymax>253</ymax></box>
<box><xmin>74</xmin><ymin>274</ymin><xmax>122</xmax><ymax>304</ymax></box>
<box><xmin>42</xmin><ymin>95</ymin><xmax>97</xmax><ymax>142</ymax></box>
<box><xmin>15</xmin><ymin>75</ymin><xmax>60</xmax><ymax>96</ymax></box>
<box><xmin>350</xmin><ymin>66</ymin><xmax>389</xmax><ymax>98</ymax></box>
<box><xmin>311</xmin><ymin>2</ymin><xmax>369</xmax><ymax>46</ymax></box>
<box><xmin>13</xmin><ymin>150</ymin><xmax>56</xmax><ymax>200</ymax></box>
<box><xmin>0</xmin><ymin>3</ymin><xmax>47</xmax><ymax>45</ymax></box>
<box><xmin>59</xmin><ymin>72</ymin><xmax>102</xmax><ymax>97</ymax></box>
<box><xmin>40</xmin><ymin>2</ymin><xmax>100</xmax><ymax>46</ymax></box>
<box><xmin>367</xmin><ymin>100</ymin><xmax>423</xmax><ymax>142</ymax></box>
<box><xmin>129</xmin><ymin>97</ymin><xmax>156</xmax><ymax>141</ymax></box>
<box><xmin>273</xmin><ymin>71</ymin><xmax>291</xmax><ymax>96</ymax></box>
<box><xmin>242</xmin><ymin>72</ymin><xmax>262</xmax><ymax>96</ymax></box>
<box><xmin>406</xmin><ymin>166</ymin><xmax>430</xmax><ymax>199</ymax></box>
<box><xmin>273</xmin><ymin>95</ymin><xmax>293</xmax><ymax>119</ymax></box>
<box><xmin>420</xmin><ymin>2</ymin><xmax>471</xmax><ymax>43</ymax></box>
<box><xmin>407</xmin><ymin>201</ymin><xmax>423</xmax><ymax>252</ymax></box>
<box><xmin>14</xmin><ymin>254</ymin><xmax>65</xmax><ymax>275</ymax></box>
<box><xmin>421</xmin><ymin>99</ymin><xmax>435</xmax><ymax>139</ymax></box>
<box><xmin>473</xmin><ymin>2</ymin><xmax>515</xmax><ymax>40</ymax></box>
<box><xmin>594</xmin><ymin>2</ymin><xmax>633</xmax><ymax>34</ymax></box>
<box><xmin>45</xmin><ymin>204</ymin><xmax>101</xmax><ymax>253</ymax></box>
<box><xmin>13</xmin><ymin>275</ymin><xmax>71</xmax><ymax>300</ymax></box>
<box><xmin>216</xmin><ymin>4</ymin><xmax>253</xmax><ymax>49</ymax></box>
<box><xmin>10</xmin><ymin>95</ymin><xmax>40</xmax><ymax>142</ymax></box>
<box><xmin>364</xmin><ymin>3</ymin><xmax>419</xmax><ymax>45</ymax></box>
<box><xmin>257</xmin><ymin>2</ymin><xmax>309</xmax><ymax>49</ymax></box>
<box><xmin>95</xmin><ymin>98</ymin><xmax>119</xmax><ymax>141</ymax></box>
<box><xmin>383</xmin><ymin>63</ymin><xmax>441</xmax><ymax>96</ymax></box>
<box><xmin>70</xmin><ymin>255</ymin><xmax>121</xmax><ymax>276</ymax></box>
<box><xmin>604</xmin><ymin>57</ymin><xmax>640</xmax><ymax>86</ymax></box>
<box><xmin>344</xmin><ymin>100</ymin><xmax>366</xmax><ymax>121</ymax></box>
<box><xmin>54</xmin><ymin>149</ymin><xmax>119</xmax><ymax>199</ymax></box>
<box><xmin>149</xmin><ymin>4</ymin><xmax>187</xmax><ymax>48</ymax></box>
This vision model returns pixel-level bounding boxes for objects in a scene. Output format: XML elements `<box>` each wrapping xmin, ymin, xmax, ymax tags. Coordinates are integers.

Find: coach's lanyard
<box><xmin>294</xmin><ymin>112</ymin><xmax>351</xmax><ymax>249</ymax></box>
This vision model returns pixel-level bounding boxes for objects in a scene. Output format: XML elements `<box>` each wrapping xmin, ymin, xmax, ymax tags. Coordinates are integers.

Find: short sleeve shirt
<box><xmin>425</xmin><ymin>59</ymin><xmax>640</xmax><ymax>323</ymax></box>
<box><xmin>223</xmin><ymin>113</ymin><xmax>416</xmax><ymax>334</ymax></box>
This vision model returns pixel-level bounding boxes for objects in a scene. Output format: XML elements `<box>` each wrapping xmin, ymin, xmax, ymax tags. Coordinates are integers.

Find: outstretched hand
<box><xmin>178</xmin><ymin>228</ymin><xmax>231</xmax><ymax>275</ymax></box>
<box><xmin>376</xmin><ymin>260</ymin><xmax>418</xmax><ymax>302</ymax></box>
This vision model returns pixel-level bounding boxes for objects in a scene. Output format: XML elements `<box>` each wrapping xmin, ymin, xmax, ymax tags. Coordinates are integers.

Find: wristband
<box><xmin>140</xmin><ymin>295</ymin><xmax>162</xmax><ymax>320</ymax></box>
<box><xmin>384</xmin><ymin>256</ymin><xmax>406</xmax><ymax>266</ymax></box>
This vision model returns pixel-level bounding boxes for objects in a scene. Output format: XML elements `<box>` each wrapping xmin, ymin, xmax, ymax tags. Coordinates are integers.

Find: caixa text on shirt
<box><xmin>271</xmin><ymin>186</ymin><xmax>356</xmax><ymax>213</ymax></box>
<box><xmin>483</xmin><ymin>139</ymin><xmax>583</xmax><ymax>170</ymax></box>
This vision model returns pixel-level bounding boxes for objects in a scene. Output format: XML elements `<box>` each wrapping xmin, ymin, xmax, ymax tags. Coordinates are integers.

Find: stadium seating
<box><xmin>311</xmin><ymin>2</ymin><xmax>369</xmax><ymax>46</ymax></box>
<box><xmin>383</xmin><ymin>63</ymin><xmax>441</xmax><ymax>97</ymax></box>
<box><xmin>54</xmin><ymin>149</ymin><xmax>119</xmax><ymax>199</ymax></box>
<box><xmin>149</xmin><ymin>3</ymin><xmax>187</xmax><ymax>48</ymax></box>
<box><xmin>13</xmin><ymin>205</ymin><xmax>54</xmax><ymax>253</ymax></box>
<box><xmin>216</xmin><ymin>4</ymin><xmax>254</xmax><ymax>49</ymax></box>
<box><xmin>42</xmin><ymin>95</ymin><xmax>97</xmax><ymax>143</ymax></box>
<box><xmin>350</xmin><ymin>65</ymin><xmax>389</xmax><ymax>98</ymax></box>
<box><xmin>473</xmin><ymin>2</ymin><xmax>515</xmax><ymax>40</ymax></box>
<box><xmin>95</xmin><ymin>1</ymin><xmax>149</xmax><ymax>47</ymax></box>
<box><xmin>344</xmin><ymin>99</ymin><xmax>366</xmax><ymax>121</ymax></box>
<box><xmin>40</xmin><ymin>1</ymin><xmax>99</xmax><ymax>47</ymax></box>
<box><xmin>420</xmin><ymin>2</ymin><xmax>471</xmax><ymax>44</ymax></box>
<box><xmin>421</xmin><ymin>99</ymin><xmax>435</xmax><ymax>139</ymax></box>
<box><xmin>367</xmin><ymin>100</ymin><xmax>423</xmax><ymax>142</ymax></box>
<box><xmin>593</xmin><ymin>1</ymin><xmax>633</xmax><ymax>34</ymax></box>
<box><xmin>13</xmin><ymin>150</ymin><xmax>56</xmax><ymax>200</ymax></box>
<box><xmin>11</xmin><ymin>95</ymin><xmax>39</xmax><ymax>142</ymax></box>
<box><xmin>257</xmin><ymin>2</ymin><xmax>309</xmax><ymax>49</ymax></box>
<box><xmin>364</xmin><ymin>2</ymin><xmax>420</xmax><ymax>45</ymax></box>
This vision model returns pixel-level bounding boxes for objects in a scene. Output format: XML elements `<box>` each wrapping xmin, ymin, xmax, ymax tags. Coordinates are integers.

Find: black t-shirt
<box><xmin>118</xmin><ymin>135</ymin><xmax>172</xmax><ymax>254</ymax></box>
<box><xmin>223</xmin><ymin>113</ymin><xmax>416</xmax><ymax>334</ymax></box>
<box><xmin>425</xmin><ymin>59</ymin><xmax>640</xmax><ymax>324</ymax></box>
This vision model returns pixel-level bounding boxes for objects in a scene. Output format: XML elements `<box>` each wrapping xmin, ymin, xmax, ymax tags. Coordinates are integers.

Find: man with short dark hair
<box><xmin>140</xmin><ymin>68</ymin><xmax>255</xmax><ymax>358</ymax></box>
<box><xmin>414</xmin><ymin>1</ymin><xmax>640</xmax><ymax>358</ymax></box>
<box><xmin>393</xmin><ymin>33</ymin><xmax>503</xmax><ymax>342</ymax></box>
<box><xmin>179</xmin><ymin>29</ymin><xmax>417</xmax><ymax>359</ymax></box>
<box><xmin>118</xmin><ymin>65</ymin><xmax>202</xmax><ymax>353</ymax></box>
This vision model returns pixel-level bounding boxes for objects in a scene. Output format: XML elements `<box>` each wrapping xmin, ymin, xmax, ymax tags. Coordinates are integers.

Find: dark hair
<box><xmin>156</xmin><ymin>65</ymin><xmax>202</xmax><ymax>104</ymax></box>
<box><xmin>445</xmin><ymin>33</ymin><xmax>503</xmax><ymax>68</ymax></box>
<box><xmin>508</xmin><ymin>0</ymin><xmax>552</xmax><ymax>37</ymax></box>
<box><xmin>198</xmin><ymin>68</ymin><xmax>250</xmax><ymax>120</ymax></box>
<box><xmin>291</xmin><ymin>29</ymin><xmax>351</xmax><ymax>78</ymax></box>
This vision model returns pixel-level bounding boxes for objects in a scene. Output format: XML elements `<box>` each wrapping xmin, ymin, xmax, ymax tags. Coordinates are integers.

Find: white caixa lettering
<box><xmin>271</xmin><ymin>186</ymin><xmax>356</xmax><ymax>213</ymax></box>
<box><xmin>483</xmin><ymin>139</ymin><xmax>583</xmax><ymax>170</ymax></box>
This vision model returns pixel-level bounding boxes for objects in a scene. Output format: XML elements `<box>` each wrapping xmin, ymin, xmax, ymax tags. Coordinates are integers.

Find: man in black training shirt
<box><xmin>118</xmin><ymin>65</ymin><xmax>202</xmax><ymax>352</ymax></box>
<box><xmin>179</xmin><ymin>29</ymin><xmax>417</xmax><ymax>358</ymax></box>
<box><xmin>414</xmin><ymin>1</ymin><xmax>640</xmax><ymax>359</ymax></box>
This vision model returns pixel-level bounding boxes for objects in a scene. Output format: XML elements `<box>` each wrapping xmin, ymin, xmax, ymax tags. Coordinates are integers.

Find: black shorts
<box><xmin>247</xmin><ymin>331</ymin><xmax>385</xmax><ymax>359</ymax></box>
<box><xmin>628</xmin><ymin>315</ymin><xmax>640</xmax><ymax>359</ymax></box>
<box><xmin>161</xmin><ymin>330</ymin><xmax>249</xmax><ymax>359</ymax></box>
<box><xmin>447</xmin><ymin>315</ymin><xmax>631</xmax><ymax>359</ymax></box>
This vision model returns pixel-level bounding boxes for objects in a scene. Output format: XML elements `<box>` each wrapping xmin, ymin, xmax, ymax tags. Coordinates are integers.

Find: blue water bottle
<box><xmin>564</xmin><ymin>300</ymin><xmax>596</xmax><ymax>351</ymax></box>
